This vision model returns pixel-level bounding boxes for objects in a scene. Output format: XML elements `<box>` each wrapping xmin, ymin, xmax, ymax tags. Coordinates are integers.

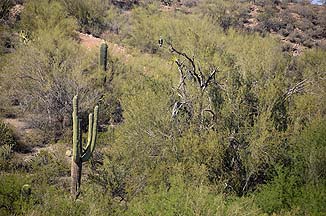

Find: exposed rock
<box><xmin>65</xmin><ymin>149</ymin><xmax>72</xmax><ymax>157</ymax></box>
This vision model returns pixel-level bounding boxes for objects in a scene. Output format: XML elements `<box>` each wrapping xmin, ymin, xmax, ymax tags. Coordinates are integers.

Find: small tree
<box><xmin>163</xmin><ymin>40</ymin><xmax>220</xmax><ymax>130</ymax></box>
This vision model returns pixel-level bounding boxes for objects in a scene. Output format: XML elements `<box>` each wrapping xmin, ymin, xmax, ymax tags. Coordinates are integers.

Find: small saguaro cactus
<box><xmin>71</xmin><ymin>95</ymin><xmax>99</xmax><ymax>199</ymax></box>
<box><xmin>99</xmin><ymin>42</ymin><xmax>108</xmax><ymax>71</ymax></box>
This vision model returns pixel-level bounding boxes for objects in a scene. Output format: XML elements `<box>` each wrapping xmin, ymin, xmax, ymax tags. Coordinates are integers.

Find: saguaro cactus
<box><xmin>71</xmin><ymin>95</ymin><xmax>99</xmax><ymax>199</ymax></box>
<box><xmin>99</xmin><ymin>42</ymin><xmax>108</xmax><ymax>71</ymax></box>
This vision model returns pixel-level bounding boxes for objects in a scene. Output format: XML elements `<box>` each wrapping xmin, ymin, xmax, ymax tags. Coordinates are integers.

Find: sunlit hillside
<box><xmin>0</xmin><ymin>0</ymin><xmax>325</xmax><ymax>215</ymax></box>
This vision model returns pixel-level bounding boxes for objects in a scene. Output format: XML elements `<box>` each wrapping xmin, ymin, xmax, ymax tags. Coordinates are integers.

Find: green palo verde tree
<box><xmin>99</xmin><ymin>42</ymin><xmax>108</xmax><ymax>71</ymax></box>
<box><xmin>71</xmin><ymin>95</ymin><xmax>99</xmax><ymax>199</ymax></box>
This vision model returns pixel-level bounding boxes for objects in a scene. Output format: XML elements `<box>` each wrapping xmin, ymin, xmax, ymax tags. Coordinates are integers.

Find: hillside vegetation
<box><xmin>0</xmin><ymin>0</ymin><xmax>325</xmax><ymax>215</ymax></box>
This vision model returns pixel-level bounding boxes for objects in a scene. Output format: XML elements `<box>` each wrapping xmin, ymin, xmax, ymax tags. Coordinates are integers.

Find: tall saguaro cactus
<box><xmin>99</xmin><ymin>42</ymin><xmax>108</xmax><ymax>71</ymax></box>
<box><xmin>71</xmin><ymin>95</ymin><xmax>99</xmax><ymax>199</ymax></box>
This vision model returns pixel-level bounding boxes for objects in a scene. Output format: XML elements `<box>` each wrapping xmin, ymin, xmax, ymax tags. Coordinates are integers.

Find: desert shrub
<box><xmin>292</xmin><ymin>119</ymin><xmax>326</xmax><ymax>185</ymax></box>
<box><xmin>293</xmin><ymin>4</ymin><xmax>316</xmax><ymax>20</ymax></box>
<box><xmin>110</xmin><ymin>0</ymin><xmax>139</xmax><ymax>10</ymax></box>
<box><xmin>127</xmin><ymin>178</ymin><xmax>223</xmax><ymax>215</ymax></box>
<box><xmin>302</xmin><ymin>38</ymin><xmax>314</xmax><ymax>48</ymax></box>
<box><xmin>288</xmin><ymin>30</ymin><xmax>304</xmax><ymax>43</ymax></box>
<box><xmin>23</xmin><ymin>182</ymin><xmax>127</xmax><ymax>216</ymax></box>
<box><xmin>279</xmin><ymin>28</ymin><xmax>290</xmax><ymax>37</ymax></box>
<box><xmin>126</xmin><ymin>5</ymin><xmax>166</xmax><ymax>53</ymax></box>
<box><xmin>290</xmin><ymin>49</ymin><xmax>326</xmax><ymax>125</ymax></box>
<box><xmin>29</xmin><ymin>189</ymin><xmax>89</xmax><ymax>216</ymax></box>
<box><xmin>118</xmin><ymin>7</ymin><xmax>294</xmax><ymax>198</ymax></box>
<box><xmin>60</xmin><ymin>0</ymin><xmax>130</xmax><ymax>36</ymax></box>
<box><xmin>181</xmin><ymin>0</ymin><xmax>199</xmax><ymax>7</ymax></box>
<box><xmin>1</xmin><ymin>2</ymin><xmax>325</xmax><ymax>215</ymax></box>
<box><xmin>60</xmin><ymin>0</ymin><xmax>111</xmax><ymax>36</ymax></box>
<box><xmin>294</xmin><ymin>18</ymin><xmax>313</xmax><ymax>36</ymax></box>
<box><xmin>309</xmin><ymin>25</ymin><xmax>325</xmax><ymax>40</ymax></box>
<box><xmin>281</xmin><ymin>43</ymin><xmax>293</xmax><ymax>52</ymax></box>
<box><xmin>316</xmin><ymin>40</ymin><xmax>326</xmax><ymax>49</ymax></box>
<box><xmin>20</xmin><ymin>0</ymin><xmax>77</xmax><ymax>39</ymax></box>
<box><xmin>0</xmin><ymin>173</ymin><xmax>91</xmax><ymax>216</ymax></box>
<box><xmin>0</xmin><ymin>121</ymin><xmax>16</xmax><ymax>149</ymax></box>
<box><xmin>264</xmin><ymin>17</ymin><xmax>287</xmax><ymax>32</ymax></box>
<box><xmin>257</xmin><ymin>5</ymin><xmax>276</xmax><ymax>22</ymax></box>
<box><xmin>255</xmin><ymin>119</ymin><xmax>326</xmax><ymax>215</ymax></box>
<box><xmin>161</xmin><ymin>0</ymin><xmax>173</xmax><ymax>6</ymax></box>
<box><xmin>104</xmin><ymin>6</ymin><xmax>129</xmax><ymax>35</ymax></box>
<box><xmin>0</xmin><ymin>174</ymin><xmax>32</xmax><ymax>215</ymax></box>
<box><xmin>2</xmin><ymin>40</ymin><xmax>100</xmax><ymax>139</ymax></box>
<box><xmin>255</xmin><ymin>166</ymin><xmax>301</xmax><ymax>214</ymax></box>
<box><xmin>127</xmin><ymin>175</ymin><xmax>262</xmax><ymax>215</ymax></box>
<box><xmin>0</xmin><ymin>0</ymin><xmax>13</xmax><ymax>21</ymax></box>
<box><xmin>198</xmin><ymin>0</ymin><xmax>250</xmax><ymax>31</ymax></box>
<box><xmin>29</xmin><ymin>150</ymin><xmax>70</xmax><ymax>185</ymax></box>
<box><xmin>2</xmin><ymin>0</ymin><xmax>109</xmax><ymax>139</ymax></box>
<box><xmin>0</xmin><ymin>121</ymin><xmax>16</xmax><ymax>164</ymax></box>
<box><xmin>0</xmin><ymin>24</ymin><xmax>14</xmax><ymax>56</ymax></box>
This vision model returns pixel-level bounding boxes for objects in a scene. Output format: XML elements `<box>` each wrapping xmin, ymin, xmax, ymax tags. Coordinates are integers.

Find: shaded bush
<box><xmin>0</xmin><ymin>174</ymin><xmax>31</xmax><ymax>216</ymax></box>
<box><xmin>0</xmin><ymin>0</ymin><xmax>13</xmax><ymax>21</ymax></box>
<box><xmin>127</xmin><ymin>175</ymin><xmax>262</xmax><ymax>216</ymax></box>
<box><xmin>60</xmin><ymin>0</ymin><xmax>109</xmax><ymax>36</ymax></box>
<box><xmin>0</xmin><ymin>121</ymin><xmax>16</xmax><ymax>149</ymax></box>
<box><xmin>0</xmin><ymin>121</ymin><xmax>16</xmax><ymax>164</ymax></box>
<box><xmin>255</xmin><ymin>119</ymin><xmax>326</xmax><ymax>215</ymax></box>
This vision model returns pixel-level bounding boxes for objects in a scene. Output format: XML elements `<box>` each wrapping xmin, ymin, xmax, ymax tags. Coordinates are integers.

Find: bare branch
<box><xmin>202</xmin><ymin>68</ymin><xmax>218</xmax><ymax>91</ymax></box>
<box><xmin>167</xmin><ymin>41</ymin><xmax>202</xmax><ymax>87</ymax></box>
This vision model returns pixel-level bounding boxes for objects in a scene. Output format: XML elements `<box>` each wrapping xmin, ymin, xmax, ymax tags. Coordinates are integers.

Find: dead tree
<box><xmin>164</xmin><ymin>40</ymin><xmax>223</xmax><ymax>129</ymax></box>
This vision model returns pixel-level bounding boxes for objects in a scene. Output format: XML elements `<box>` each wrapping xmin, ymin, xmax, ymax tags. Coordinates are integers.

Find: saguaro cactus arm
<box><xmin>82</xmin><ymin>113</ymin><xmax>93</xmax><ymax>152</ymax></box>
<box><xmin>81</xmin><ymin>105</ymin><xmax>99</xmax><ymax>162</ymax></box>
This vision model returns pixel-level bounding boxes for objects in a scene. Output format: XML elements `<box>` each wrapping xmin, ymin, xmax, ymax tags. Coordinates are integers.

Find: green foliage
<box><xmin>60</xmin><ymin>0</ymin><xmax>110</xmax><ymax>37</ymax></box>
<box><xmin>0</xmin><ymin>0</ymin><xmax>325</xmax><ymax>214</ymax></box>
<box><xmin>30</xmin><ymin>189</ymin><xmax>90</xmax><ymax>216</ymax></box>
<box><xmin>0</xmin><ymin>121</ymin><xmax>16</xmax><ymax>149</ymax></box>
<box><xmin>292</xmin><ymin>119</ymin><xmax>326</xmax><ymax>184</ymax></box>
<box><xmin>256</xmin><ymin>167</ymin><xmax>326</xmax><ymax>215</ymax></box>
<box><xmin>30</xmin><ymin>150</ymin><xmax>70</xmax><ymax>185</ymax></box>
<box><xmin>0</xmin><ymin>121</ymin><xmax>16</xmax><ymax>163</ymax></box>
<box><xmin>2</xmin><ymin>0</ymin><xmax>106</xmax><ymax>139</ymax></box>
<box><xmin>127</xmin><ymin>175</ymin><xmax>262</xmax><ymax>215</ymax></box>
<box><xmin>198</xmin><ymin>0</ymin><xmax>250</xmax><ymax>31</ymax></box>
<box><xmin>255</xmin><ymin>166</ymin><xmax>300</xmax><ymax>214</ymax></box>
<box><xmin>0</xmin><ymin>174</ymin><xmax>32</xmax><ymax>216</ymax></box>
<box><xmin>20</xmin><ymin>0</ymin><xmax>77</xmax><ymax>40</ymax></box>
<box><xmin>255</xmin><ymin>119</ymin><xmax>326</xmax><ymax>215</ymax></box>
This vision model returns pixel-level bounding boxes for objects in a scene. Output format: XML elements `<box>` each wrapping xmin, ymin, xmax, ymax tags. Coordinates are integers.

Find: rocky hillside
<box><xmin>166</xmin><ymin>0</ymin><xmax>326</xmax><ymax>55</ymax></box>
<box><xmin>242</xmin><ymin>2</ymin><xmax>326</xmax><ymax>55</ymax></box>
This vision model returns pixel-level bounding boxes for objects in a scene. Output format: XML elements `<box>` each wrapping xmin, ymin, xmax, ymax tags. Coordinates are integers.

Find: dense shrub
<box><xmin>0</xmin><ymin>0</ymin><xmax>325</xmax><ymax>215</ymax></box>
<box><xmin>1</xmin><ymin>0</ymin><xmax>111</xmax><ymax>140</ymax></box>
<box><xmin>0</xmin><ymin>121</ymin><xmax>16</xmax><ymax>163</ymax></box>
<box><xmin>0</xmin><ymin>121</ymin><xmax>16</xmax><ymax>148</ymax></box>
<box><xmin>0</xmin><ymin>0</ymin><xmax>13</xmax><ymax>21</ymax></box>
<box><xmin>198</xmin><ymin>0</ymin><xmax>250</xmax><ymax>31</ymax></box>
<box><xmin>0</xmin><ymin>174</ymin><xmax>31</xmax><ymax>216</ymax></box>
<box><xmin>256</xmin><ymin>119</ymin><xmax>326</xmax><ymax>215</ymax></box>
<box><xmin>60</xmin><ymin>0</ymin><xmax>109</xmax><ymax>36</ymax></box>
<box><xmin>127</xmin><ymin>175</ymin><xmax>262</xmax><ymax>215</ymax></box>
